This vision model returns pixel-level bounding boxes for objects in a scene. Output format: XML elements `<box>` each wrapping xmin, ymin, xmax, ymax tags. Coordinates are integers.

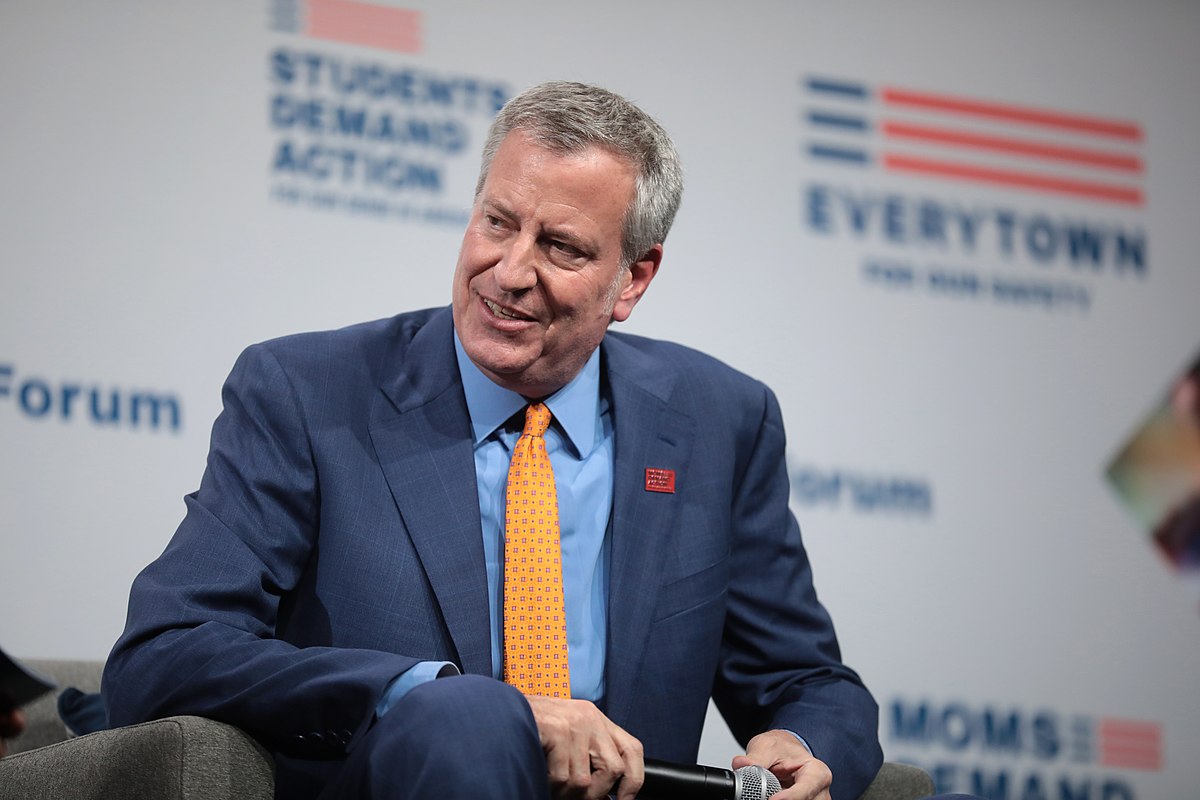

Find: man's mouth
<box><xmin>483</xmin><ymin>298</ymin><xmax>533</xmax><ymax>322</ymax></box>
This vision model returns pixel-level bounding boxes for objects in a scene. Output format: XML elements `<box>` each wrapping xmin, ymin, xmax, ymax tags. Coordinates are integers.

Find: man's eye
<box><xmin>550</xmin><ymin>240</ymin><xmax>582</xmax><ymax>258</ymax></box>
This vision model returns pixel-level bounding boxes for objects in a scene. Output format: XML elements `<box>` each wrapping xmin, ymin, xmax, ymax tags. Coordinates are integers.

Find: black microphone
<box><xmin>636</xmin><ymin>758</ymin><xmax>781</xmax><ymax>799</ymax></box>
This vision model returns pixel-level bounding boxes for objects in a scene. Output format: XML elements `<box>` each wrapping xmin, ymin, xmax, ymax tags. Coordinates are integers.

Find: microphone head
<box><xmin>734</xmin><ymin>764</ymin><xmax>782</xmax><ymax>799</ymax></box>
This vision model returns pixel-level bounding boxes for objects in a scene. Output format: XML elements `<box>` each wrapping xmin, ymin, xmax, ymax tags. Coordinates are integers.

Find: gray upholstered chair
<box><xmin>0</xmin><ymin>660</ymin><xmax>272</xmax><ymax>800</ymax></box>
<box><xmin>859</xmin><ymin>762</ymin><xmax>935</xmax><ymax>800</ymax></box>
<box><xmin>0</xmin><ymin>660</ymin><xmax>932</xmax><ymax>800</ymax></box>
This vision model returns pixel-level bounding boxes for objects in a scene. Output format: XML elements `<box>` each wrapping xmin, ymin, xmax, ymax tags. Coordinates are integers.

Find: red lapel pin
<box><xmin>644</xmin><ymin>468</ymin><xmax>676</xmax><ymax>494</ymax></box>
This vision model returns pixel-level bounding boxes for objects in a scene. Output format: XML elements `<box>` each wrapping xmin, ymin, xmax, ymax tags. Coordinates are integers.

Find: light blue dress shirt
<box><xmin>377</xmin><ymin>335</ymin><xmax>613</xmax><ymax>716</ymax></box>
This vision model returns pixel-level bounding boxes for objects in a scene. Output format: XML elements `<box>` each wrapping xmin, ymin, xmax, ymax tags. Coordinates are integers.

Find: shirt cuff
<box><xmin>376</xmin><ymin>661</ymin><xmax>460</xmax><ymax>718</ymax></box>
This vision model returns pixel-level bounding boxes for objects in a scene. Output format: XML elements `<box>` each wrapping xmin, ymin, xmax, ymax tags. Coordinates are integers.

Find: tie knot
<box><xmin>522</xmin><ymin>403</ymin><xmax>551</xmax><ymax>437</ymax></box>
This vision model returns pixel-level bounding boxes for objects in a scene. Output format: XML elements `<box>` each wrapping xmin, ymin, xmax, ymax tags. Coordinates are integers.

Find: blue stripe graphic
<box><xmin>807</xmin><ymin>111</ymin><xmax>869</xmax><ymax>132</ymax></box>
<box><xmin>805</xmin><ymin>77</ymin><xmax>869</xmax><ymax>100</ymax></box>
<box><xmin>807</xmin><ymin>145</ymin><xmax>870</xmax><ymax>165</ymax></box>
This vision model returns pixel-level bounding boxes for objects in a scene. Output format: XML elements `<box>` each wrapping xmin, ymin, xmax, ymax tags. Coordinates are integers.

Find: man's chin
<box><xmin>466</xmin><ymin>347</ymin><xmax>539</xmax><ymax>388</ymax></box>
<box><xmin>481</xmin><ymin>360</ymin><xmax>571</xmax><ymax>399</ymax></box>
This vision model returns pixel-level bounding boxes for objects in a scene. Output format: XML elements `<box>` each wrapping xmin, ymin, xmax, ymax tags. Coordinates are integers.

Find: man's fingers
<box><xmin>738</xmin><ymin>729</ymin><xmax>832</xmax><ymax>800</ymax></box>
<box><xmin>525</xmin><ymin>695</ymin><xmax>643</xmax><ymax>800</ymax></box>
<box><xmin>543</xmin><ymin>738</ymin><xmax>573</xmax><ymax>793</ymax></box>
<box><xmin>611</xmin><ymin>727</ymin><xmax>644</xmax><ymax>800</ymax></box>
<box><xmin>565</xmin><ymin>729</ymin><xmax>594</xmax><ymax>798</ymax></box>
<box><xmin>731</xmin><ymin>754</ymin><xmax>756</xmax><ymax>770</ymax></box>
<box><xmin>588</xmin><ymin>718</ymin><xmax>644</xmax><ymax>800</ymax></box>
<box><xmin>772</xmin><ymin>759</ymin><xmax>832</xmax><ymax>800</ymax></box>
<box><xmin>527</xmin><ymin>695</ymin><xmax>577</xmax><ymax>791</ymax></box>
<box><xmin>768</xmin><ymin>756</ymin><xmax>833</xmax><ymax>800</ymax></box>
<box><xmin>584</xmin><ymin>738</ymin><xmax>622</xmax><ymax>799</ymax></box>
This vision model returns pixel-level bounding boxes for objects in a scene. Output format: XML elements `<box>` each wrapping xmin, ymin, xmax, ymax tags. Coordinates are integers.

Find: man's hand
<box><xmin>0</xmin><ymin>707</ymin><xmax>27</xmax><ymax>758</ymax></box>
<box><xmin>733</xmin><ymin>729</ymin><xmax>832</xmax><ymax>800</ymax></box>
<box><xmin>525</xmin><ymin>695</ymin><xmax>644</xmax><ymax>800</ymax></box>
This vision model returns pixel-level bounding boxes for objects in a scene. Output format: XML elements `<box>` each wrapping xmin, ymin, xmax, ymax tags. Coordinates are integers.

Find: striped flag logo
<box><xmin>1097</xmin><ymin>718</ymin><xmax>1163</xmax><ymax>771</ymax></box>
<box><xmin>270</xmin><ymin>0</ymin><xmax>423</xmax><ymax>55</ymax></box>
<box><xmin>802</xmin><ymin>77</ymin><xmax>1144</xmax><ymax>207</ymax></box>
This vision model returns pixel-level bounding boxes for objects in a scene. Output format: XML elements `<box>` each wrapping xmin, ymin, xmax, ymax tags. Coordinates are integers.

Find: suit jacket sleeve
<box><xmin>103</xmin><ymin>341</ymin><xmax>419</xmax><ymax>758</ymax></box>
<box><xmin>713</xmin><ymin>384</ymin><xmax>884</xmax><ymax>799</ymax></box>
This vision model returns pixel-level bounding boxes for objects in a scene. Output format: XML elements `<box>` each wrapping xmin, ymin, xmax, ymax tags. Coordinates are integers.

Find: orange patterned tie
<box><xmin>502</xmin><ymin>403</ymin><xmax>571</xmax><ymax>698</ymax></box>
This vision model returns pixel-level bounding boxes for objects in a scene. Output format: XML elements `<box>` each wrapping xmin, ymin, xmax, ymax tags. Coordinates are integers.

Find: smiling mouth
<box><xmin>483</xmin><ymin>297</ymin><xmax>534</xmax><ymax>322</ymax></box>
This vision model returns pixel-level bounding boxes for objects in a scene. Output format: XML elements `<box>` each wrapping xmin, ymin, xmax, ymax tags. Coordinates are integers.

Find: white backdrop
<box><xmin>2</xmin><ymin>2</ymin><xmax>1198</xmax><ymax>797</ymax></box>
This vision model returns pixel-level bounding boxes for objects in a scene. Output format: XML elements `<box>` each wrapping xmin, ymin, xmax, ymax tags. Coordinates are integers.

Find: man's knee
<box><xmin>395</xmin><ymin>673</ymin><xmax>539</xmax><ymax>755</ymax></box>
<box><xmin>344</xmin><ymin>674</ymin><xmax>547</xmax><ymax>799</ymax></box>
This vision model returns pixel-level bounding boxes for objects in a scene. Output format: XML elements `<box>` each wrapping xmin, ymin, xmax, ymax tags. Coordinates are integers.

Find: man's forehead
<box><xmin>481</xmin><ymin>135</ymin><xmax>635</xmax><ymax>215</ymax></box>
<box><xmin>502</xmin><ymin>129</ymin><xmax>636</xmax><ymax>174</ymax></box>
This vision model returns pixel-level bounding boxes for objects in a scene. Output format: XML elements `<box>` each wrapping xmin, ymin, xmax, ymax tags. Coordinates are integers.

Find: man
<box><xmin>104</xmin><ymin>81</ymin><xmax>884</xmax><ymax>800</ymax></box>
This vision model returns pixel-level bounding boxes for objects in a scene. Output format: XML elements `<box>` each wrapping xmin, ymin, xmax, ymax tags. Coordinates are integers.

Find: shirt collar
<box><xmin>453</xmin><ymin>332</ymin><xmax>602</xmax><ymax>457</ymax></box>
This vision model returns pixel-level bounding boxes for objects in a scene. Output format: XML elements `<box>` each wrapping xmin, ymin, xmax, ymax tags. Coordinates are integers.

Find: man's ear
<box><xmin>610</xmin><ymin>244</ymin><xmax>663</xmax><ymax>323</ymax></box>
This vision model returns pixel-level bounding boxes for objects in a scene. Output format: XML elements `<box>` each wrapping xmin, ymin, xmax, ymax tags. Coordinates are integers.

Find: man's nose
<box><xmin>493</xmin><ymin>233</ymin><xmax>538</xmax><ymax>293</ymax></box>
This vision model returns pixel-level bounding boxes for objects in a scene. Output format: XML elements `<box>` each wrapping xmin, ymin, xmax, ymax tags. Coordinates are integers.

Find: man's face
<box><xmin>452</xmin><ymin>131</ymin><xmax>660</xmax><ymax>398</ymax></box>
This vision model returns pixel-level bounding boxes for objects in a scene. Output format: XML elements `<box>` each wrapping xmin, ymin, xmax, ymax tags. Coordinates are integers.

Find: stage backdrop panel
<box><xmin>2</xmin><ymin>2</ymin><xmax>1197</xmax><ymax>797</ymax></box>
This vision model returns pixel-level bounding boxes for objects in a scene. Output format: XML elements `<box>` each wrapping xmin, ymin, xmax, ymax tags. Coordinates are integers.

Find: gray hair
<box><xmin>475</xmin><ymin>81</ymin><xmax>684</xmax><ymax>268</ymax></box>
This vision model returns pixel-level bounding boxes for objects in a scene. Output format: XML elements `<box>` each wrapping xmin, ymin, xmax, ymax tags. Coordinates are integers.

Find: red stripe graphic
<box><xmin>882</xmin><ymin>154</ymin><xmax>1143</xmax><ymax>206</ymax></box>
<box><xmin>882</xmin><ymin>121</ymin><xmax>1143</xmax><ymax>173</ymax></box>
<box><xmin>307</xmin><ymin>0</ymin><xmax>422</xmax><ymax>54</ymax></box>
<box><xmin>804</xmin><ymin>77</ymin><xmax>1148</xmax><ymax>205</ymax></box>
<box><xmin>882</xmin><ymin>87</ymin><xmax>1142</xmax><ymax>141</ymax></box>
<box><xmin>1098</xmin><ymin>719</ymin><xmax>1163</xmax><ymax>771</ymax></box>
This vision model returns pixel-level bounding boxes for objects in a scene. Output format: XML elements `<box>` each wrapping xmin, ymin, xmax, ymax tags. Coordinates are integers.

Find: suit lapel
<box><xmin>602</xmin><ymin>336</ymin><xmax>695</xmax><ymax>728</ymax></box>
<box><xmin>365</xmin><ymin>317</ymin><xmax>698</xmax><ymax>701</ymax></box>
<box><xmin>368</xmin><ymin>309</ymin><xmax>493</xmax><ymax>678</ymax></box>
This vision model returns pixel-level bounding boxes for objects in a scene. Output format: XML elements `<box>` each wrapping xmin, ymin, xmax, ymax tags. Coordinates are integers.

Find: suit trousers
<box><xmin>317</xmin><ymin>675</ymin><xmax>549</xmax><ymax>800</ymax></box>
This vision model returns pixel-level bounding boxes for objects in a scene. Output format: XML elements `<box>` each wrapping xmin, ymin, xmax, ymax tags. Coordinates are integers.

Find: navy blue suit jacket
<box><xmin>104</xmin><ymin>307</ymin><xmax>882</xmax><ymax>798</ymax></box>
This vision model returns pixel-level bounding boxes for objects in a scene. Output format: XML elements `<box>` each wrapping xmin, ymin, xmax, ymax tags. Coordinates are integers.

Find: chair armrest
<box><xmin>0</xmin><ymin>715</ymin><xmax>273</xmax><ymax>800</ymax></box>
<box><xmin>856</xmin><ymin>761</ymin><xmax>935</xmax><ymax>800</ymax></box>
